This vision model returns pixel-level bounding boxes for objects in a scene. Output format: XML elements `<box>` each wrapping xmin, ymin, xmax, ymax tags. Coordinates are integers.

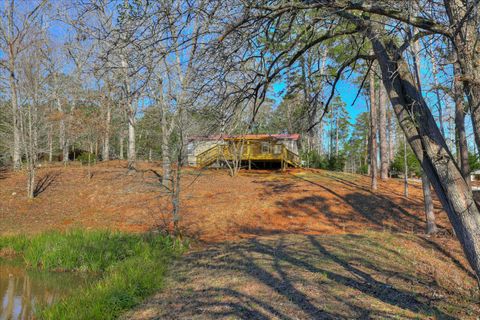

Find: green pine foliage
<box><xmin>301</xmin><ymin>150</ymin><xmax>345</xmax><ymax>171</ymax></box>
<box><xmin>469</xmin><ymin>152</ymin><xmax>480</xmax><ymax>172</ymax></box>
<box><xmin>390</xmin><ymin>143</ymin><xmax>422</xmax><ymax>177</ymax></box>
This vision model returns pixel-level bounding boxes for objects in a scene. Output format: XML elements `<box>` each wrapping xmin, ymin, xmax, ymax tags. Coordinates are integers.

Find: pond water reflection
<box><xmin>0</xmin><ymin>260</ymin><xmax>94</xmax><ymax>319</ymax></box>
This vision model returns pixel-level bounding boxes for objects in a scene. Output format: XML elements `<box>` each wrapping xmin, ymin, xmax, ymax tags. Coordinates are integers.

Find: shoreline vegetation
<box><xmin>0</xmin><ymin>229</ymin><xmax>185</xmax><ymax>319</ymax></box>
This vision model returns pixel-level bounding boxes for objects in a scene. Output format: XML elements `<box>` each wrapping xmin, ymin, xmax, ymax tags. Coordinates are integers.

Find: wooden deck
<box><xmin>196</xmin><ymin>140</ymin><xmax>300</xmax><ymax>169</ymax></box>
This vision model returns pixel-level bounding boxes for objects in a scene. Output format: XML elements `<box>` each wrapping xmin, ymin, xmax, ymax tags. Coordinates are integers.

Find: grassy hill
<box><xmin>0</xmin><ymin>161</ymin><xmax>478</xmax><ymax>318</ymax></box>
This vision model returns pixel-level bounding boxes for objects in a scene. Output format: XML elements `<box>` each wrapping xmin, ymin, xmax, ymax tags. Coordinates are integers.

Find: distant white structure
<box><xmin>471</xmin><ymin>169</ymin><xmax>480</xmax><ymax>182</ymax></box>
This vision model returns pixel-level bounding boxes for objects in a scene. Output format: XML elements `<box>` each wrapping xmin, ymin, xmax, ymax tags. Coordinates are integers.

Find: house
<box><xmin>471</xmin><ymin>169</ymin><xmax>480</xmax><ymax>181</ymax></box>
<box><xmin>187</xmin><ymin>134</ymin><xmax>301</xmax><ymax>169</ymax></box>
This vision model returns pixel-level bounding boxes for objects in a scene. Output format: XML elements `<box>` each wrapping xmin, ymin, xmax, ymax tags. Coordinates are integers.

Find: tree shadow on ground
<box><xmin>33</xmin><ymin>171</ymin><xmax>60</xmax><ymax>197</ymax></box>
<box><xmin>415</xmin><ymin>236</ymin><xmax>476</xmax><ymax>279</ymax></box>
<box><xmin>0</xmin><ymin>167</ymin><xmax>8</xmax><ymax>180</ymax></box>
<box><xmin>282</xmin><ymin>173</ymin><xmax>443</xmax><ymax>234</ymax></box>
<box><xmin>274</xmin><ymin>189</ymin><xmax>422</xmax><ymax>234</ymax></box>
<box><xmin>252</xmin><ymin>179</ymin><xmax>296</xmax><ymax>197</ymax></box>
<box><xmin>173</xmin><ymin>170</ymin><xmax>444</xmax><ymax>242</ymax></box>
<box><xmin>129</xmin><ymin>234</ymin><xmax>459</xmax><ymax>320</ymax></box>
<box><xmin>326</xmin><ymin>174</ymin><xmax>427</xmax><ymax>207</ymax></box>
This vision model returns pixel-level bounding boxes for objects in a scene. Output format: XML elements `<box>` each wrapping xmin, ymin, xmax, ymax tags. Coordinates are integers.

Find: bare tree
<box><xmin>223</xmin><ymin>138</ymin><xmax>246</xmax><ymax>177</ymax></box>
<box><xmin>71</xmin><ymin>0</ymin><xmax>148</xmax><ymax>171</ymax></box>
<box><xmin>218</xmin><ymin>0</ymin><xmax>480</xmax><ymax>282</ymax></box>
<box><xmin>403</xmin><ymin>134</ymin><xmax>408</xmax><ymax>198</ymax></box>
<box><xmin>43</xmin><ymin>41</ymin><xmax>70</xmax><ymax>165</ymax></box>
<box><xmin>101</xmin><ymin>80</ymin><xmax>113</xmax><ymax>161</ymax></box>
<box><xmin>134</xmin><ymin>0</ymin><xmax>219</xmax><ymax>233</ymax></box>
<box><xmin>369</xmin><ymin>62</ymin><xmax>377</xmax><ymax>191</ymax></box>
<box><xmin>378</xmin><ymin>78</ymin><xmax>388</xmax><ymax>180</ymax></box>
<box><xmin>453</xmin><ymin>52</ymin><xmax>471</xmax><ymax>186</ymax></box>
<box><xmin>410</xmin><ymin>19</ymin><xmax>437</xmax><ymax>234</ymax></box>
<box><xmin>368</xmin><ymin>24</ymin><xmax>480</xmax><ymax>280</ymax></box>
<box><xmin>0</xmin><ymin>0</ymin><xmax>46</xmax><ymax>170</ymax></box>
<box><xmin>18</xmin><ymin>27</ymin><xmax>49</xmax><ymax>198</ymax></box>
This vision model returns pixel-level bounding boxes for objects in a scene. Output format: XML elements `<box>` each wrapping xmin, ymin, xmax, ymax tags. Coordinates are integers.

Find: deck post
<box><xmin>247</xmin><ymin>140</ymin><xmax>252</xmax><ymax>170</ymax></box>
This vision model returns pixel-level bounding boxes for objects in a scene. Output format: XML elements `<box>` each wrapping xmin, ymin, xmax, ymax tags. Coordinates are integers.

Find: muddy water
<box><xmin>0</xmin><ymin>260</ymin><xmax>94</xmax><ymax>319</ymax></box>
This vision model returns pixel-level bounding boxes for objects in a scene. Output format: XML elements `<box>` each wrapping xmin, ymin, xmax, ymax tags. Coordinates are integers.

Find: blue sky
<box><xmin>270</xmin><ymin>77</ymin><xmax>366</xmax><ymax>128</ymax></box>
<box><xmin>47</xmin><ymin>6</ymin><xmax>476</xmax><ymax>154</ymax></box>
<box><xmin>269</xmin><ymin>60</ymin><xmax>476</xmax><ymax>154</ymax></box>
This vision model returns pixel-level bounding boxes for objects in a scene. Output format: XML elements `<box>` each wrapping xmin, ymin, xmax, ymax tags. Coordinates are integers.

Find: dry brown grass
<box><xmin>1</xmin><ymin>161</ymin><xmax>477</xmax><ymax>319</ymax></box>
<box><xmin>0</xmin><ymin>161</ymin><xmax>450</xmax><ymax>241</ymax></box>
<box><xmin>125</xmin><ymin>232</ymin><xmax>478</xmax><ymax>319</ymax></box>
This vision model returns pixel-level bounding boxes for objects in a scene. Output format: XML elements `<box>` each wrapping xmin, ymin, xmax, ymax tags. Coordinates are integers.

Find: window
<box><xmin>187</xmin><ymin>143</ymin><xmax>194</xmax><ymax>154</ymax></box>
<box><xmin>273</xmin><ymin>144</ymin><xmax>282</xmax><ymax>155</ymax></box>
<box><xmin>261</xmin><ymin>142</ymin><xmax>270</xmax><ymax>154</ymax></box>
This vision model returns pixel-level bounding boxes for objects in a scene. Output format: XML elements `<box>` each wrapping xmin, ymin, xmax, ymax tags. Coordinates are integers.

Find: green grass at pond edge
<box><xmin>0</xmin><ymin>229</ymin><xmax>186</xmax><ymax>319</ymax></box>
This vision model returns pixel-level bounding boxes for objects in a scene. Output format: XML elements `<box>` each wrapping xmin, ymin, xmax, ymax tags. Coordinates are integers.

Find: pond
<box><xmin>0</xmin><ymin>259</ymin><xmax>94</xmax><ymax>319</ymax></box>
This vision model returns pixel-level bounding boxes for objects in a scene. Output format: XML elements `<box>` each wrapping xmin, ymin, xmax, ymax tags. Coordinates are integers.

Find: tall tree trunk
<box><xmin>120</xmin><ymin>53</ymin><xmax>136</xmax><ymax>171</ymax></box>
<box><xmin>9</xmin><ymin>54</ymin><xmax>21</xmax><ymax>171</ymax></box>
<box><xmin>431</xmin><ymin>54</ymin><xmax>446</xmax><ymax>137</ymax></box>
<box><xmin>7</xmin><ymin>3</ymin><xmax>21</xmax><ymax>171</ymax></box>
<box><xmin>388</xmin><ymin>106</ymin><xmax>395</xmax><ymax>162</ymax></box>
<box><xmin>119</xmin><ymin>133</ymin><xmax>124</xmax><ymax>160</ymax></box>
<box><xmin>448</xmin><ymin>102</ymin><xmax>456</xmax><ymax>152</ymax></box>
<box><xmin>365</xmin><ymin>127</ymin><xmax>369</xmax><ymax>174</ymax></box>
<box><xmin>368</xmin><ymin>26</ymin><xmax>480</xmax><ymax>283</ymax></box>
<box><xmin>306</xmin><ymin>50</ymin><xmax>328</xmax><ymax>151</ymax></box>
<box><xmin>445</xmin><ymin>0</ymin><xmax>480</xmax><ymax>157</ymax></box>
<box><xmin>48</xmin><ymin>124</ymin><xmax>53</xmax><ymax>163</ymax></box>
<box><xmin>369</xmin><ymin>63</ymin><xmax>378</xmax><ymax>191</ymax></box>
<box><xmin>53</xmin><ymin>72</ymin><xmax>68</xmax><ymax>165</ymax></box>
<box><xmin>411</xmin><ymin>26</ymin><xmax>436</xmax><ymax>232</ymax></box>
<box><xmin>171</xmin><ymin>163</ymin><xmax>181</xmax><ymax>235</ymax></box>
<box><xmin>334</xmin><ymin>116</ymin><xmax>339</xmax><ymax>157</ymax></box>
<box><xmin>318</xmin><ymin>122</ymin><xmax>324</xmax><ymax>155</ymax></box>
<box><xmin>60</xmin><ymin>116</ymin><xmax>68</xmax><ymax>165</ymax></box>
<box><xmin>103</xmin><ymin>101</ymin><xmax>111</xmax><ymax>161</ymax></box>
<box><xmin>22</xmin><ymin>99</ymin><xmax>37</xmax><ymax>199</ymax></box>
<box><xmin>95</xmin><ymin>140</ymin><xmax>98</xmax><ymax>162</ymax></box>
<box><xmin>127</xmin><ymin>108</ymin><xmax>136</xmax><ymax>171</ymax></box>
<box><xmin>378</xmin><ymin>80</ymin><xmax>388</xmax><ymax>180</ymax></box>
<box><xmin>162</xmin><ymin>139</ymin><xmax>171</xmax><ymax>187</ymax></box>
<box><xmin>403</xmin><ymin>135</ymin><xmax>408</xmax><ymax>198</ymax></box>
<box><xmin>453</xmin><ymin>58</ymin><xmax>470</xmax><ymax>186</ymax></box>
<box><xmin>328</xmin><ymin>114</ymin><xmax>333</xmax><ymax>159</ymax></box>
<box><xmin>422</xmin><ymin>172</ymin><xmax>438</xmax><ymax>234</ymax></box>
<box><xmin>159</xmin><ymin>80</ymin><xmax>171</xmax><ymax>188</ymax></box>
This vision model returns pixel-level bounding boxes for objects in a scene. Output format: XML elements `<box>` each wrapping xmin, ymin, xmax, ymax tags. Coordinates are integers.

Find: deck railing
<box><xmin>284</xmin><ymin>148</ymin><xmax>300</xmax><ymax>167</ymax></box>
<box><xmin>196</xmin><ymin>145</ymin><xmax>221</xmax><ymax>168</ymax></box>
<box><xmin>196</xmin><ymin>141</ymin><xmax>300</xmax><ymax>168</ymax></box>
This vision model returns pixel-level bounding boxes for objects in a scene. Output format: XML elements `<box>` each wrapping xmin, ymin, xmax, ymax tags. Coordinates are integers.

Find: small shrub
<box><xmin>76</xmin><ymin>152</ymin><xmax>97</xmax><ymax>165</ymax></box>
<box><xmin>301</xmin><ymin>150</ymin><xmax>328</xmax><ymax>169</ymax></box>
<box><xmin>327</xmin><ymin>155</ymin><xmax>346</xmax><ymax>171</ymax></box>
<box><xmin>390</xmin><ymin>144</ymin><xmax>421</xmax><ymax>177</ymax></box>
<box><xmin>301</xmin><ymin>151</ymin><xmax>346</xmax><ymax>172</ymax></box>
<box><xmin>469</xmin><ymin>152</ymin><xmax>480</xmax><ymax>172</ymax></box>
<box><xmin>358</xmin><ymin>164</ymin><xmax>369</xmax><ymax>175</ymax></box>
